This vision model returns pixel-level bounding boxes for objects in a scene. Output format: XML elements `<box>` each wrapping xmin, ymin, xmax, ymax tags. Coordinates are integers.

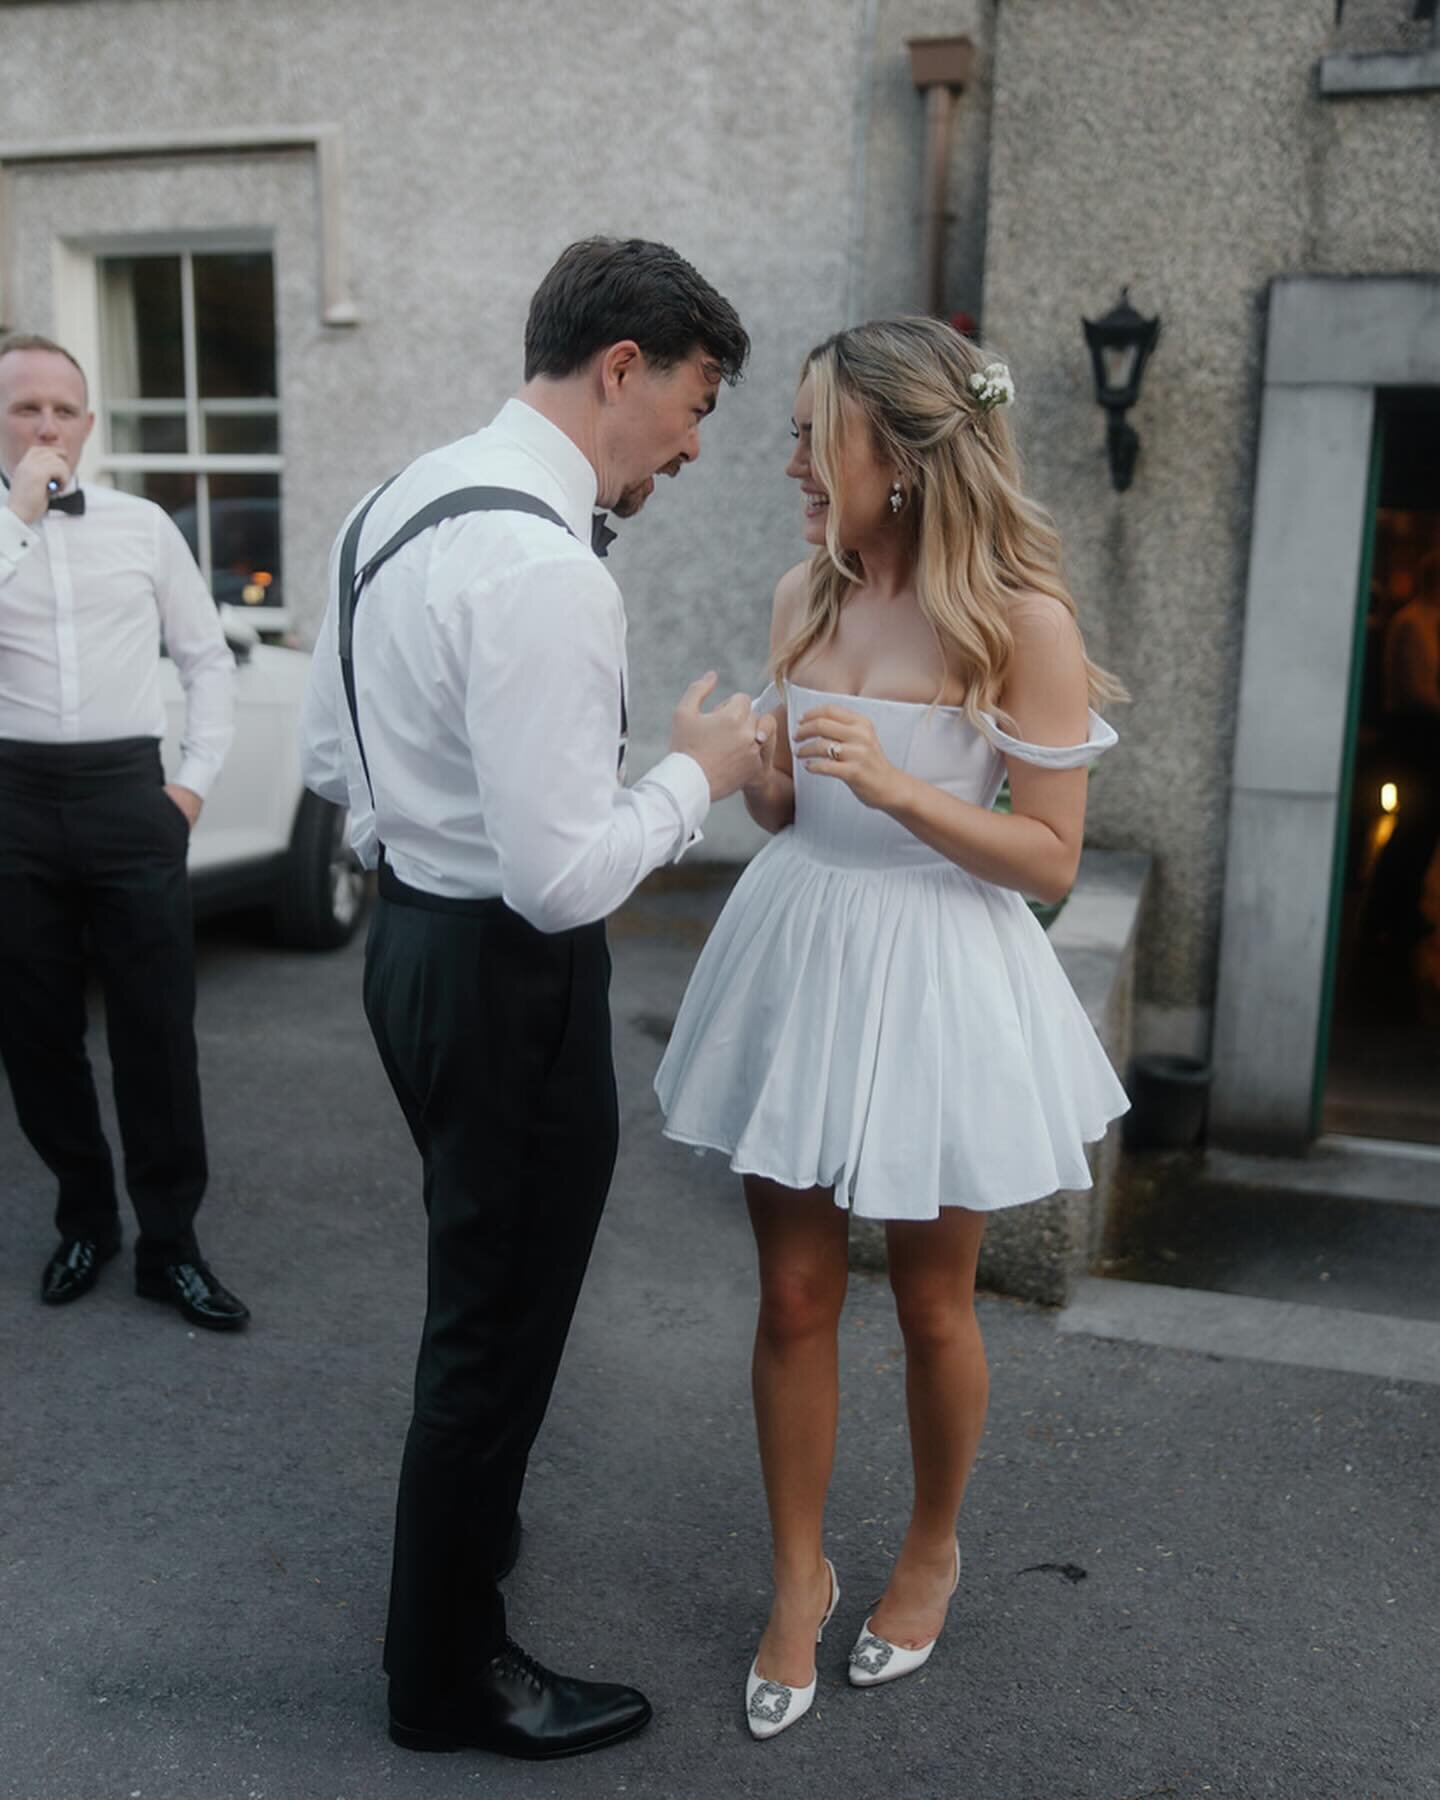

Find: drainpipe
<box><xmin>906</xmin><ymin>35</ymin><xmax>976</xmax><ymax>318</ymax></box>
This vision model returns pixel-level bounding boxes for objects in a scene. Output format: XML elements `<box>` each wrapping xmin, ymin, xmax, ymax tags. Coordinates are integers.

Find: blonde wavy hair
<box><xmin>774</xmin><ymin>316</ymin><xmax>1126</xmax><ymax>730</ymax></box>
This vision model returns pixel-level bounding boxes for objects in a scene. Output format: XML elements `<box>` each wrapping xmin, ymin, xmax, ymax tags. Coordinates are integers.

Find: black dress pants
<box><xmin>363</xmin><ymin>867</ymin><xmax>619</xmax><ymax>1710</ymax></box>
<box><xmin>0</xmin><ymin>738</ymin><xmax>206</xmax><ymax>1269</ymax></box>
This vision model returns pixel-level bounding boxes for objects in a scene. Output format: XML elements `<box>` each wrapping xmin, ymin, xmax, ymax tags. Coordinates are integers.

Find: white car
<box><xmin>160</xmin><ymin>606</ymin><xmax>367</xmax><ymax>949</ymax></box>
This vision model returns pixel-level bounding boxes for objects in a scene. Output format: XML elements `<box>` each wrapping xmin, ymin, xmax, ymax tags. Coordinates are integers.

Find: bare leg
<box><xmin>868</xmin><ymin>1207</ymin><xmax>988</xmax><ymax>1649</ymax></box>
<box><xmin>745</xmin><ymin>1175</ymin><xmax>850</xmax><ymax>1687</ymax></box>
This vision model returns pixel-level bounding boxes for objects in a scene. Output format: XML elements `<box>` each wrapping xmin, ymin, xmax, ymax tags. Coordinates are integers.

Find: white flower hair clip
<box><xmin>967</xmin><ymin>361</ymin><xmax>1016</xmax><ymax>415</ymax></box>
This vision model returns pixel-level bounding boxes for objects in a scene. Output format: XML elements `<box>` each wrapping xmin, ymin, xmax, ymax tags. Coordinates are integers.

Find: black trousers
<box><xmin>0</xmin><ymin>738</ymin><xmax>206</xmax><ymax>1269</ymax></box>
<box><xmin>363</xmin><ymin>866</ymin><xmax>619</xmax><ymax>1709</ymax></box>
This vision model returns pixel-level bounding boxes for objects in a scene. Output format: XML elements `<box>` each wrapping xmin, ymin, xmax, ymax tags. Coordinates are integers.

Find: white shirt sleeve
<box><xmin>301</xmin><ymin>532</ymin><xmax>359</xmax><ymax>804</ymax></box>
<box><xmin>299</xmin><ymin>558</ymin><xmax>381</xmax><ymax>876</ymax></box>
<box><xmin>150</xmin><ymin>508</ymin><xmax>235</xmax><ymax>796</ymax></box>
<box><xmin>463</xmin><ymin>553</ymin><xmax>710</xmax><ymax>933</ymax></box>
<box><xmin>0</xmin><ymin>504</ymin><xmax>41</xmax><ymax>584</ymax></box>
<box><xmin>299</xmin><ymin>606</ymin><xmax>352</xmax><ymax>804</ymax></box>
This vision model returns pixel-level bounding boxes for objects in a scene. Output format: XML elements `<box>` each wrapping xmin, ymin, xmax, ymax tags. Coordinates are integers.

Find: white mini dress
<box><xmin>653</xmin><ymin>684</ymin><xmax>1130</xmax><ymax>1220</ymax></box>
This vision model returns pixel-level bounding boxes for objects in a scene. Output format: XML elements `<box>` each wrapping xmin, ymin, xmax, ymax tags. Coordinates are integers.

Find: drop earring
<box><xmin>888</xmin><ymin>482</ymin><xmax>903</xmax><ymax>515</ymax></box>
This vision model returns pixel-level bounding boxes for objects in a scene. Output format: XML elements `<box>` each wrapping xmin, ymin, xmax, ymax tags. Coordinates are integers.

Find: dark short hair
<box><xmin>0</xmin><ymin>332</ymin><xmax>90</xmax><ymax>401</ymax></box>
<box><xmin>524</xmin><ymin>237</ymin><xmax>749</xmax><ymax>385</ymax></box>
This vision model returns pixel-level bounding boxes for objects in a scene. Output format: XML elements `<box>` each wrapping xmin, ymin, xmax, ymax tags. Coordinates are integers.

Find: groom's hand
<box><xmin>670</xmin><ymin>671</ymin><xmax>772</xmax><ymax>800</ymax></box>
<box><xmin>743</xmin><ymin>710</ymin><xmax>779</xmax><ymax>795</ymax></box>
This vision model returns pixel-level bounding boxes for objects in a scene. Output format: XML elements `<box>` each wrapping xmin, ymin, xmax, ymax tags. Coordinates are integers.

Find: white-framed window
<box><xmin>88</xmin><ymin>243</ymin><xmax>287</xmax><ymax>630</ymax></box>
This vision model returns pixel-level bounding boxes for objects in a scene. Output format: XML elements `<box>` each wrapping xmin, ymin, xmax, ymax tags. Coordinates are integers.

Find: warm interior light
<box><xmin>1381</xmin><ymin>782</ymin><xmax>1399</xmax><ymax>814</ymax></box>
<box><xmin>253</xmin><ymin>570</ymin><xmax>274</xmax><ymax>588</ymax></box>
<box><xmin>241</xmin><ymin>583</ymin><xmax>265</xmax><ymax>605</ymax></box>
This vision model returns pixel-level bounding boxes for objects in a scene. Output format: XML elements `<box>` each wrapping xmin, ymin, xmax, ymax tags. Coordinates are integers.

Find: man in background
<box><xmin>0</xmin><ymin>334</ymin><xmax>248</xmax><ymax>1331</ymax></box>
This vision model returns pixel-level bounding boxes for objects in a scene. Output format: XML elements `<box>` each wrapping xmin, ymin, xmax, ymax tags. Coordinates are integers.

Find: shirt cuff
<box><xmin>174</xmin><ymin>755</ymin><xmax>222</xmax><ymax>799</ymax></box>
<box><xmin>0</xmin><ymin>503</ymin><xmax>40</xmax><ymax>574</ymax></box>
<box><xmin>635</xmin><ymin>750</ymin><xmax>710</xmax><ymax>860</ymax></box>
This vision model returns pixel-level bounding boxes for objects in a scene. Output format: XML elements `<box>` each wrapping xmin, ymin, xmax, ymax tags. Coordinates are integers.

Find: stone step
<box><xmin>1060</xmin><ymin>1275</ymin><xmax>1440</xmax><ymax>1387</ymax></box>
<box><xmin>1101</xmin><ymin>1139</ymin><xmax>1440</xmax><ymax>1325</ymax></box>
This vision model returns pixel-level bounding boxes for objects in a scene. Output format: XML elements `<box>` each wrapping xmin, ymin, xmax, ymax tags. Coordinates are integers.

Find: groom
<box><xmin>300</xmin><ymin>238</ymin><xmax>767</xmax><ymax>1759</ymax></box>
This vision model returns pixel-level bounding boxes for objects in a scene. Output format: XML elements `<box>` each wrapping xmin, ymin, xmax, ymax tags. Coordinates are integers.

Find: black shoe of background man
<box><xmin>498</xmin><ymin>1513</ymin><xmax>523</xmax><ymax>1582</ymax></box>
<box><xmin>388</xmin><ymin>1638</ymin><xmax>652</xmax><ymax>1760</ymax></box>
<box><xmin>41</xmin><ymin>1235</ymin><xmax>121</xmax><ymax>1305</ymax></box>
<box><xmin>136</xmin><ymin>1260</ymin><xmax>251</xmax><ymax>1332</ymax></box>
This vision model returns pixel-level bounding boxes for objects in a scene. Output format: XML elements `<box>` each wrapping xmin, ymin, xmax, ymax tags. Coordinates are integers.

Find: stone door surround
<box><xmin>1211</xmin><ymin>275</ymin><xmax>1440</xmax><ymax>1148</ymax></box>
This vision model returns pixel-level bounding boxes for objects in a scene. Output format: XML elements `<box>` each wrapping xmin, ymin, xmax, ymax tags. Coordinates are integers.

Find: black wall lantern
<box><xmin>1083</xmin><ymin>289</ymin><xmax>1160</xmax><ymax>492</ymax></box>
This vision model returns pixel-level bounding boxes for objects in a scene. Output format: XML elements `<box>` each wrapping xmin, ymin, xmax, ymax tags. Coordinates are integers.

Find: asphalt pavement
<box><xmin>2</xmin><ymin>876</ymin><xmax>1436</xmax><ymax>1800</ymax></box>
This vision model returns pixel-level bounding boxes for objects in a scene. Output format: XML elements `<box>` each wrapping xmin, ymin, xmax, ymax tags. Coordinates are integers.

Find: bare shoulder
<box><xmin>1007</xmin><ymin>591</ymin><xmax>1086</xmax><ymax>684</ymax></box>
<box><xmin>1001</xmin><ymin>590</ymin><xmax>1088</xmax><ymax>734</ymax></box>
<box><xmin>774</xmin><ymin>559</ymin><xmax>810</xmax><ymax>619</ymax></box>
<box><xmin>770</xmin><ymin>558</ymin><xmax>813</xmax><ymax>650</ymax></box>
<box><xmin>1008</xmin><ymin>589</ymin><xmax>1082</xmax><ymax>654</ymax></box>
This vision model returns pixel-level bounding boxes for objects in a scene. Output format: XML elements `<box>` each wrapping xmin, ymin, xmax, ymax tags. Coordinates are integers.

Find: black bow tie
<box><xmin>591</xmin><ymin>513</ymin><xmax>616</xmax><ymax>559</ymax></box>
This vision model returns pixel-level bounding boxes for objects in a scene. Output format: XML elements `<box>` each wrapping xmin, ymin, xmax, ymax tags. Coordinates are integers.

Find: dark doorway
<box><xmin>1323</xmin><ymin>391</ymin><xmax>1440</xmax><ymax>1143</ymax></box>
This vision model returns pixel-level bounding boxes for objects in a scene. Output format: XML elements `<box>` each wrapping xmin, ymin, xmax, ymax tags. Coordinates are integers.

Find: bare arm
<box><xmin>1385</xmin><ymin>611</ymin><xmax>1440</xmax><ymax>718</ymax></box>
<box><xmin>795</xmin><ymin>595</ymin><xmax>1095</xmax><ymax>905</ymax></box>
<box><xmin>743</xmin><ymin>562</ymin><xmax>806</xmax><ymax>835</ymax></box>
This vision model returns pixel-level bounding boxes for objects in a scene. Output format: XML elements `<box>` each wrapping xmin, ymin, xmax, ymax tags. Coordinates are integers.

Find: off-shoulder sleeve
<box><xmin>752</xmin><ymin>681</ymin><xmax>784</xmax><ymax>714</ymax></box>
<box><xmin>980</xmin><ymin>708</ymin><xmax>1118</xmax><ymax>768</ymax></box>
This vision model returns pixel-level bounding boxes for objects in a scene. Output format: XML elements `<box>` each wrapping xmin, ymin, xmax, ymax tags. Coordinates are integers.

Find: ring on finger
<box><xmin>827</xmin><ymin>741</ymin><xmax>841</xmax><ymax>762</ymax></box>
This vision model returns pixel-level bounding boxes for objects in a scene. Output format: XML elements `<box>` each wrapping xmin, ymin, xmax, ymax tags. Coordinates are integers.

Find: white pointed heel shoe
<box><xmin>744</xmin><ymin>1557</ymin><xmax>839</xmax><ymax>1740</ymax></box>
<box><xmin>848</xmin><ymin>1540</ymin><xmax>960</xmax><ymax>1688</ymax></box>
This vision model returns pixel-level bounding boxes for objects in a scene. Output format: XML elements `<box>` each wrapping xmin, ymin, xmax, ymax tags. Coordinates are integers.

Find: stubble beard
<box><xmin>611</xmin><ymin>482</ymin><xmax>652</xmax><ymax>520</ymax></box>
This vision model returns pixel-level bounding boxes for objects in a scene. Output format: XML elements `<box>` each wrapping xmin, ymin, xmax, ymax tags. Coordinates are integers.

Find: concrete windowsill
<box><xmin>1318</xmin><ymin>45</ymin><xmax>1440</xmax><ymax>96</ymax></box>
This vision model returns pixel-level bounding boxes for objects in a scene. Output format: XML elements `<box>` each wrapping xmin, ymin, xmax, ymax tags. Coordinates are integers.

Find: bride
<box><xmin>654</xmin><ymin>317</ymin><xmax>1129</xmax><ymax>1739</ymax></box>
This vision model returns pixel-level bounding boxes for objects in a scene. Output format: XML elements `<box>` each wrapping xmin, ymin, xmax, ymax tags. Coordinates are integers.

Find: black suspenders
<box><xmin>336</xmin><ymin>484</ymin><xmax>628</xmax><ymax>806</ymax></box>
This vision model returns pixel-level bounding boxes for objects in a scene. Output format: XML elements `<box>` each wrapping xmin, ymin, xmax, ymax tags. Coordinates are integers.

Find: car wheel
<box><xmin>273</xmin><ymin>791</ymin><xmax>368</xmax><ymax>949</ymax></box>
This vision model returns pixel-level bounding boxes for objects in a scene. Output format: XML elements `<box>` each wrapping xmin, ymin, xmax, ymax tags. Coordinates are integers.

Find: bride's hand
<box><xmin>795</xmin><ymin>707</ymin><xmax>904</xmax><ymax>811</ymax></box>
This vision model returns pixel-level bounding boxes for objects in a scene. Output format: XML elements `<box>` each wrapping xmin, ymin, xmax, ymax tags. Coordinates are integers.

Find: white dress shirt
<box><xmin>0</xmin><ymin>483</ymin><xmax>236</xmax><ymax>795</ymax></box>
<box><xmin>301</xmin><ymin>399</ymin><xmax>711</xmax><ymax>933</ymax></box>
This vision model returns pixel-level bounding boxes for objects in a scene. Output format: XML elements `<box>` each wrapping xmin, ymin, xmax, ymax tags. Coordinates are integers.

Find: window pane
<box><xmin>100</xmin><ymin>257</ymin><xmax>184</xmax><ymax>401</ymax></box>
<box><xmin>112</xmin><ymin>470</ymin><xmax>199</xmax><ymax>561</ymax></box>
<box><xmin>194</xmin><ymin>252</ymin><xmax>277</xmax><ymax>399</ymax></box>
<box><xmin>203</xmin><ymin>412</ymin><xmax>280</xmax><ymax>456</ymax></box>
<box><xmin>208</xmin><ymin>471</ymin><xmax>281</xmax><ymax>610</ymax></box>
<box><xmin>108</xmin><ymin>411</ymin><xmax>187</xmax><ymax>455</ymax></box>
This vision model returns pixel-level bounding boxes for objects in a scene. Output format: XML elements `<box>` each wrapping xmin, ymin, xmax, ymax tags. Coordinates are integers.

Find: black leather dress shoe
<box><xmin>389</xmin><ymin>1638</ymin><xmax>651</xmax><ymax>1760</ymax></box>
<box><xmin>41</xmin><ymin>1236</ymin><xmax>120</xmax><ymax>1305</ymax></box>
<box><xmin>135</xmin><ymin>1260</ymin><xmax>250</xmax><ymax>1331</ymax></box>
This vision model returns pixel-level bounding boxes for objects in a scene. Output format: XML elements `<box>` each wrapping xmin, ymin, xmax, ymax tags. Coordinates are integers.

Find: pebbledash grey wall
<box><xmin>3</xmin><ymin>0</ymin><xmax>1437</xmax><ymax>1102</ymax></box>
<box><xmin>0</xmin><ymin>0</ymin><xmax>997</xmax><ymax>863</ymax></box>
<box><xmin>981</xmin><ymin>0</ymin><xmax>1440</xmax><ymax>1065</ymax></box>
